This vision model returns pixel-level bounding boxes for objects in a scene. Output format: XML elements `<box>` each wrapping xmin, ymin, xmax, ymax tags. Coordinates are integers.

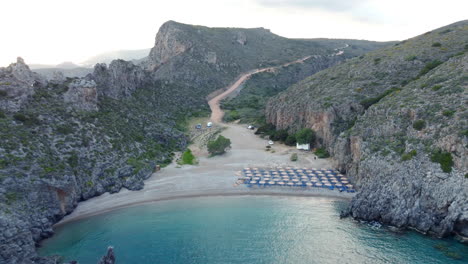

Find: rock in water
<box><xmin>97</xmin><ymin>247</ymin><xmax>115</xmax><ymax>264</ymax></box>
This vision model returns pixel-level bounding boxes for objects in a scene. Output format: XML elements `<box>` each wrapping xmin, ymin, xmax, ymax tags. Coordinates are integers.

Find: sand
<box><xmin>58</xmin><ymin>123</ymin><xmax>353</xmax><ymax>225</ymax></box>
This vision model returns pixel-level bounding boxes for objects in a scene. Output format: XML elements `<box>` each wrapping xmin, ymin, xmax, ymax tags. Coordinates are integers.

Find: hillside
<box><xmin>0</xmin><ymin>21</ymin><xmax>391</xmax><ymax>263</ymax></box>
<box><xmin>265</xmin><ymin>21</ymin><xmax>468</xmax><ymax>237</ymax></box>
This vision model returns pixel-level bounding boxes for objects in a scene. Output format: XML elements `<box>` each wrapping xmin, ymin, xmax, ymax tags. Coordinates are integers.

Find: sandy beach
<box><xmin>58</xmin><ymin>123</ymin><xmax>353</xmax><ymax>225</ymax></box>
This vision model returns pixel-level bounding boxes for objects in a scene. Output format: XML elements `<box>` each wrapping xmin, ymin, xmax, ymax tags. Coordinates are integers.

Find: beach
<box><xmin>58</xmin><ymin>123</ymin><xmax>354</xmax><ymax>225</ymax></box>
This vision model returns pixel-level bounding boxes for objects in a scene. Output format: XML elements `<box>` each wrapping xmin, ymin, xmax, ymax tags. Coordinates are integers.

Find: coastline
<box><xmin>57</xmin><ymin>123</ymin><xmax>354</xmax><ymax>227</ymax></box>
<box><xmin>56</xmin><ymin>189</ymin><xmax>352</xmax><ymax>226</ymax></box>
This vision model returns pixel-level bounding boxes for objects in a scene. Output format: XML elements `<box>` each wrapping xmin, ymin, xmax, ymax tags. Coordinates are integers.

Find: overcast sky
<box><xmin>1</xmin><ymin>0</ymin><xmax>466</xmax><ymax>66</ymax></box>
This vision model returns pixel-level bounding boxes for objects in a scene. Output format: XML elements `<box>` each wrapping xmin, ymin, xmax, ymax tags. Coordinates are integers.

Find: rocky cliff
<box><xmin>266</xmin><ymin>21</ymin><xmax>468</xmax><ymax>238</ymax></box>
<box><xmin>0</xmin><ymin>20</ymin><xmax>392</xmax><ymax>263</ymax></box>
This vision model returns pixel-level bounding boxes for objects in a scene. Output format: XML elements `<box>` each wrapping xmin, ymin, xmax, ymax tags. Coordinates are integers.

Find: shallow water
<box><xmin>39</xmin><ymin>196</ymin><xmax>467</xmax><ymax>263</ymax></box>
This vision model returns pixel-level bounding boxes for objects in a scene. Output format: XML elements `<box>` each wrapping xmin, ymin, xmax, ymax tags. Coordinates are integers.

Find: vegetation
<box><xmin>295</xmin><ymin>128</ymin><xmax>316</xmax><ymax>145</ymax></box>
<box><xmin>290</xmin><ymin>153</ymin><xmax>298</xmax><ymax>161</ymax></box>
<box><xmin>207</xmin><ymin>135</ymin><xmax>231</xmax><ymax>156</ymax></box>
<box><xmin>430</xmin><ymin>150</ymin><xmax>454</xmax><ymax>173</ymax></box>
<box><xmin>180</xmin><ymin>149</ymin><xmax>196</xmax><ymax>165</ymax></box>
<box><xmin>360</xmin><ymin>87</ymin><xmax>401</xmax><ymax>109</ymax></box>
<box><xmin>223</xmin><ymin>110</ymin><xmax>240</xmax><ymax>122</ymax></box>
<box><xmin>401</xmin><ymin>150</ymin><xmax>417</xmax><ymax>161</ymax></box>
<box><xmin>418</xmin><ymin>60</ymin><xmax>443</xmax><ymax>76</ymax></box>
<box><xmin>0</xmin><ymin>110</ymin><xmax>5</xmax><ymax>118</ymax></box>
<box><xmin>314</xmin><ymin>148</ymin><xmax>330</xmax><ymax>158</ymax></box>
<box><xmin>442</xmin><ymin>110</ymin><xmax>455</xmax><ymax>117</ymax></box>
<box><xmin>431</xmin><ymin>42</ymin><xmax>442</xmax><ymax>47</ymax></box>
<box><xmin>412</xmin><ymin>120</ymin><xmax>426</xmax><ymax>131</ymax></box>
<box><xmin>285</xmin><ymin>135</ymin><xmax>297</xmax><ymax>146</ymax></box>
<box><xmin>431</xmin><ymin>85</ymin><xmax>442</xmax><ymax>91</ymax></box>
<box><xmin>0</xmin><ymin>90</ymin><xmax>7</xmax><ymax>97</ymax></box>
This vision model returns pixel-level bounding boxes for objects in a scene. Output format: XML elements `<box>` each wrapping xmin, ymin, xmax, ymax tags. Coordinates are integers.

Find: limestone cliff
<box><xmin>265</xmin><ymin>20</ymin><xmax>468</xmax><ymax>238</ymax></box>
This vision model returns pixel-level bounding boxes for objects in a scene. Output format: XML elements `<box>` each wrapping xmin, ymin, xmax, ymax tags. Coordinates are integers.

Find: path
<box><xmin>208</xmin><ymin>56</ymin><xmax>311</xmax><ymax>123</ymax></box>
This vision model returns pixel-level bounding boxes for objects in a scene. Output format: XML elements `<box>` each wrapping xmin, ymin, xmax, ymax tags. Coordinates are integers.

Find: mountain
<box><xmin>265</xmin><ymin>21</ymin><xmax>468</xmax><ymax>237</ymax></box>
<box><xmin>80</xmin><ymin>48</ymin><xmax>151</xmax><ymax>67</ymax></box>
<box><xmin>0</xmin><ymin>21</ymin><xmax>392</xmax><ymax>263</ymax></box>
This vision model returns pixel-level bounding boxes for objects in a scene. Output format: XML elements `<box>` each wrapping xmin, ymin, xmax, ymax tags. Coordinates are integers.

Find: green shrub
<box><xmin>295</xmin><ymin>128</ymin><xmax>315</xmax><ymax>145</ymax></box>
<box><xmin>405</xmin><ymin>55</ymin><xmax>417</xmax><ymax>61</ymax></box>
<box><xmin>0</xmin><ymin>110</ymin><xmax>5</xmax><ymax>118</ymax></box>
<box><xmin>373</xmin><ymin>58</ymin><xmax>381</xmax><ymax>64</ymax></box>
<box><xmin>13</xmin><ymin>113</ymin><xmax>27</xmax><ymax>122</ymax></box>
<box><xmin>432</xmin><ymin>42</ymin><xmax>442</xmax><ymax>47</ymax></box>
<box><xmin>181</xmin><ymin>149</ymin><xmax>195</xmax><ymax>165</ymax></box>
<box><xmin>418</xmin><ymin>60</ymin><xmax>443</xmax><ymax>76</ymax></box>
<box><xmin>270</xmin><ymin>129</ymin><xmax>288</xmax><ymax>142</ymax></box>
<box><xmin>442</xmin><ymin>110</ymin><xmax>455</xmax><ymax>117</ymax></box>
<box><xmin>401</xmin><ymin>150</ymin><xmax>417</xmax><ymax>161</ymax></box>
<box><xmin>465</xmin><ymin>173</ymin><xmax>468</xmax><ymax>179</ymax></box>
<box><xmin>223</xmin><ymin>110</ymin><xmax>240</xmax><ymax>122</ymax></box>
<box><xmin>431</xmin><ymin>85</ymin><xmax>442</xmax><ymax>91</ymax></box>
<box><xmin>314</xmin><ymin>148</ymin><xmax>330</xmax><ymax>158</ymax></box>
<box><xmin>465</xmin><ymin>44</ymin><xmax>468</xmax><ymax>51</ymax></box>
<box><xmin>0</xmin><ymin>90</ymin><xmax>7</xmax><ymax>97</ymax></box>
<box><xmin>285</xmin><ymin>135</ymin><xmax>297</xmax><ymax>146</ymax></box>
<box><xmin>56</xmin><ymin>124</ymin><xmax>74</xmax><ymax>134</ymax></box>
<box><xmin>360</xmin><ymin>87</ymin><xmax>401</xmax><ymax>109</ymax></box>
<box><xmin>207</xmin><ymin>135</ymin><xmax>231</xmax><ymax>156</ymax></box>
<box><xmin>431</xmin><ymin>150</ymin><xmax>454</xmax><ymax>173</ymax></box>
<box><xmin>255</xmin><ymin>123</ymin><xmax>276</xmax><ymax>135</ymax></box>
<box><xmin>413</xmin><ymin>120</ymin><xmax>426</xmax><ymax>131</ymax></box>
<box><xmin>290</xmin><ymin>153</ymin><xmax>298</xmax><ymax>162</ymax></box>
<box><xmin>67</xmin><ymin>153</ymin><xmax>79</xmax><ymax>168</ymax></box>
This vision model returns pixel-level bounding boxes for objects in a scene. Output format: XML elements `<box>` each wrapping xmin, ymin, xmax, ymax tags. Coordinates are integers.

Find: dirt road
<box><xmin>208</xmin><ymin>56</ymin><xmax>311</xmax><ymax>123</ymax></box>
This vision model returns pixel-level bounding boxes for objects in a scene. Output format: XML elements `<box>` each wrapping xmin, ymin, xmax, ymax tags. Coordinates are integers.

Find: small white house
<box><xmin>296</xmin><ymin>143</ymin><xmax>310</xmax><ymax>151</ymax></box>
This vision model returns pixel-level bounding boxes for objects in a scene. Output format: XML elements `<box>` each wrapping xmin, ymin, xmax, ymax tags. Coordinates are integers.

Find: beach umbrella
<box><xmin>250</xmin><ymin>180</ymin><xmax>257</xmax><ymax>184</ymax></box>
<box><xmin>278</xmin><ymin>181</ymin><xmax>285</xmax><ymax>186</ymax></box>
<box><xmin>292</xmin><ymin>179</ymin><xmax>299</xmax><ymax>182</ymax></box>
<box><xmin>306</xmin><ymin>182</ymin><xmax>313</xmax><ymax>187</ymax></box>
<box><xmin>346</xmin><ymin>184</ymin><xmax>353</xmax><ymax>188</ymax></box>
<box><xmin>315</xmin><ymin>183</ymin><xmax>323</xmax><ymax>187</ymax></box>
<box><xmin>287</xmin><ymin>182</ymin><xmax>294</xmax><ymax>186</ymax></box>
<box><xmin>253</xmin><ymin>177</ymin><xmax>260</xmax><ymax>180</ymax></box>
<box><xmin>310</xmin><ymin>178</ymin><xmax>318</xmax><ymax>182</ymax></box>
<box><xmin>335</xmin><ymin>183</ymin><xmax>343</xmax><ymax>187</ymax></box>
<box><xmin>341</xmin><ymin>181</ymin><xmax>349</xmax><ymax>184</ymax></box>
<box><xmin>264</xmin><ymin>177</ymin><xmax>271</xmax><ymax>181</ymax></box>
<box><xmin>259</xmin><ymin>181</ymin><xmax>266</xmax><ymax>185</ymax></box>
<box><xmin>268</xmin><ymin>181</ymin><xmax>275</xmax><ymax>185</ymax></box>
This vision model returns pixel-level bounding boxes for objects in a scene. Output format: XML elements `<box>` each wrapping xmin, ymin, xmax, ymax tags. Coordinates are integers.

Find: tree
<box><xmin>295</xmin><ymin>128</ymin><xmax>316</xmax><ymax>145</ymax></box>
<box><xmin>207</xmin><ymin>135</ymin><xmax>232</xmax><ymax>156</ymax></box>
<box><xmin>285</xmin><ymin>135</ymin><xmax>297</xmax><ymax>146</ymax></box>
<box><xmin>270</xmin><ymin>129</ymin><xmax>288</xmax><ymax>142</ymax></box>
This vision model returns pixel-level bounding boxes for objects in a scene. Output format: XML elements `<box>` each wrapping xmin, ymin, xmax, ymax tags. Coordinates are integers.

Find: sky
<box><xmin>1</xmin><ymin>0</ymin><xmax>466</xmax><ymax>66</ymax></box>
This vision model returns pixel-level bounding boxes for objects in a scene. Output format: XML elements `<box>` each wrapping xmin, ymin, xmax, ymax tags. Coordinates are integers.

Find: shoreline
<box><xmin>56</xmin><ymin>189</ymin><xmax>352</xmax><ymax>227</ymax></box>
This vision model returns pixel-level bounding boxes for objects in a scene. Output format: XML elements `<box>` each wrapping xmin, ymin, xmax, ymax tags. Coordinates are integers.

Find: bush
<box><xmin>255</xmin><ymin>123</ymin><xmax>276</xmax><ymax>135</ymax></box>
<box><xmin>432</xmin><ymin>42</ymin><xmax>442</xmax><ymax>47</ymax></box>
<box><xmin>290</xmin><ymin>153</ymin><xmax>298</xmax><ymax>161</ymax></box>
<box><xmin>295</xmin><ymin>128</ymin><xmax>315</xmax><ymax>145</ymax></box>
<box><xmin>405</xmin><ymin>55</ymin><xmax>417</xmax><ymax>61</ymax></box>
<box><xmin>401</xmin><ymin>150</ymin><xmax>417</xmax><ymax>161</ymax></box>
<box><xmin>13</xmin><ymin>113</ymin><xmax>27</xmax><ymax>122</ymax></box>
<box><xmin>0</xmin><ymin>90</ymin><xmax>7</xmax><ymax>97</ymax></box>
<box><xmin>418</xmin><ymin>60</ymin><xmax>443</xmax><ymax>76</ymax></box>
<box><xmin>465</xmin><ymin>173</ymin><xmax>468</xmax><ymax>179</ymax></box>
<box><xmin>373</xmin><ymin>58</ymin><xmax>381</xmax><ymax>64</ymax></box>
<box><xmin>223</xmin><ymin>110</ymin><xmax>240</xmax><ymax>122</ymax></box>
<box><xmin>207</xmin><ymin>135</ymin><xmax>231</xmax><ymax>156</ymax></box>
<box><xmin>431</xmin><ymin>150</ymin><xmax>454</xmax><ymax>173</ymax></box>
<box><xmin>413</xmin><ymin>120</ymin><xmax>426</xmax><ymax>131</ymax></box>
<box><xmin>270</xmin><ymin>129</ymin><xmax>288</xmax><ymax>142</ymax></box>
<box><xmin>431</xmin><ymin>85</ymin><xmax>442</xmax><ymax>91</ymax></box>
<box><xmin>360</xmin><ymin>87</ymin><xmax>401</xmax><ymax>109</ymax></box>
<box><xmin>442</xmin><ymin>110</ymin><xmax>455</xmax><ymax>117</ymax></box>
<box><xmin>56</xmin><ymin>124</ymin><xmax>74</xmax><ymax>134</ymax></box>
<box><xmin>314</xmin><ymin>148</ymin><xmax>330</xmax><ymax>158</ymax></box>
<box><xmin>285</xmin><ymin>135</ymin><xmax>297</xmax><ymax>146</ymax></box>
<box><xmin>181</xmin><ymin>149</ymin><xmax>195</xmax><ymax>165</ymax></box>
<box><xmin>0</xmin><ymin>110</ymin><xmax>5</xmax><ymax>119</ymax></box>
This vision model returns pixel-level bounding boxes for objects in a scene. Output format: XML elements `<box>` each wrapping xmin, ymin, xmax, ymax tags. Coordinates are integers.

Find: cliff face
<box><xmin>265</xmin><ymin>21</ymin><xmax>468</xmax><ymax>237</ymax></box>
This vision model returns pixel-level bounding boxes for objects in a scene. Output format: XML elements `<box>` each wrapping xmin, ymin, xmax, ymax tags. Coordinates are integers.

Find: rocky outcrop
<box><xmin>265</xmin><ymin>20</ymin><xmax>468</xmax><ymax>238</ymax></box>
<box><xmin>93</xmin><ymin>60</ymin><xmax>148</xmax><ymax>99</ymax></box>
<box><xmin>64</xmin><ymin>78</ymin><xmax>98</xmax><ymax>111</ymax></box>
<box><xmin>0</xmin><ymin>57</ymin><xmax>45</xmax><ymax>111</ymax></box>
<box><xmin>97</xmin><ymin>247</ymin><xmax>115</xmax><ymax>264</ymax></box>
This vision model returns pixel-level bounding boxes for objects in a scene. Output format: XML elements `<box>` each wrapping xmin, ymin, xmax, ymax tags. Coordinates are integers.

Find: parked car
<box><xmin>247</xmin><ymin>125</ymin><xmax>255</xmax><ymax>130</ymax></box>
<box><xmin>207</xmin><ymin>122</ymin><xmax>213</xmax><ymax>128</ymax></box>
<box><xmin>268</xmin><ymin>140</ymin><xmax>274</xmax><ymax>145</ymax></box>
<box><xmin>195</xmin><ymin>124</ymin><xmax>202</xmax><ymax>129</ymax></box>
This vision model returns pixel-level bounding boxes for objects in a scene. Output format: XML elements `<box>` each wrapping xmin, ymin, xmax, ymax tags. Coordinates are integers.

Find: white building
<box><xmin>296</xmin><ymin>143</ymin><xmax>310</xmax><ymax>150</ymax></box>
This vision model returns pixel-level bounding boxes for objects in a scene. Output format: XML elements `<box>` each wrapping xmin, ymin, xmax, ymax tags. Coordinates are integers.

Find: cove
<box><xmin>39</xmin><ymin>196</ymin><xmax>468</xmax><ymax>263</ymax></box>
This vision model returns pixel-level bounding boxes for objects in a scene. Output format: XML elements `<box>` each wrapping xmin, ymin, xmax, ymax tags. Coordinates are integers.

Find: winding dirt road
<box><xmin>208</xmin><ymin>56</ymin><xmax>311</xmax><ymax>123</ymax></box>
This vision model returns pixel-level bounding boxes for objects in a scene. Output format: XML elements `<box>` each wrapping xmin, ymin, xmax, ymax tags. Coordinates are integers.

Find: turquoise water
<box><xmin>39</xmin><ymin>196</ymin><xmax>467</xmax><ymax>263</ymax></box>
